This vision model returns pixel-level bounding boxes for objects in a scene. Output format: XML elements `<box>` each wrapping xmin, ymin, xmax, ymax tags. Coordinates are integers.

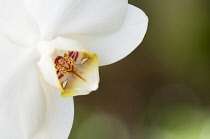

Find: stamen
<box><xmin>55</xmin><ymin>51</ymin><xmax>87</xmax><ymax>87</ymax></box>
<box><xmin>55</xmin><ymin>53</ymin><xmax>75</xmax><ymax>74</ymax></box>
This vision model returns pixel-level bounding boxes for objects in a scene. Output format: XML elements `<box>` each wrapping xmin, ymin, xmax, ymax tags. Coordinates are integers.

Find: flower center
<box><xmin>55</xmin><ymin>53</ymin><xmax>75</xmax><ymax>74</ymax></box>
<box><xmin>54</xmin><ymin>51</ymin><xmax>87</xmax><ymax>87</ymax></box>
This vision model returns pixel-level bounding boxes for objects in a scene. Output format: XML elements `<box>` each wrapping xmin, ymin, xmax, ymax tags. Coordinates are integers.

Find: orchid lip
<box><xmin>53</xmin><ymin>50</ymin><xmax>99</xmax><ymax>97</ymax></box>
<box><xmin>36</xmin><ymin>38</ymin><xmax>99</xmax><ymax>97</ymax></box>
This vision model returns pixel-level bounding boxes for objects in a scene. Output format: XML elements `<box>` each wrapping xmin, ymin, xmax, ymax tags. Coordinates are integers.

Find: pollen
<box><xmin>55</xmin><ymin>53</ymin><xmax>75</xmax><ymax>74</ymax></box>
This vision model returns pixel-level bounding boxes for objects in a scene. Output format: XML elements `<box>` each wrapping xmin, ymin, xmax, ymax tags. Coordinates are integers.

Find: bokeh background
<box><xmin>69</xmin><ymin>0</ymin><xmax>209</xmax><ymax>139</ymax></box>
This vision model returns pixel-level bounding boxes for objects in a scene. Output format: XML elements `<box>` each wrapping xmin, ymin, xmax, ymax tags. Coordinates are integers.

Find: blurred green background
<box><xmin>69</xmin><ymin>0</ymin><xmax>209</xmax><ymax>139</ymax></box>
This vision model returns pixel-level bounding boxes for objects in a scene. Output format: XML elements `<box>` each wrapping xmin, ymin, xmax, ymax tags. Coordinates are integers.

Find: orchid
<box><xmin>0</xmin><ymin>0</ymin><xmax>148</xmax><ymax>138</ymax></box>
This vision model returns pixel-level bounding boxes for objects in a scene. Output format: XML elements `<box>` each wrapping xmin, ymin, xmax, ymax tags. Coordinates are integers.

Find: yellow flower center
<box><xmin>55</xmin><ymin>53</ymin><xmax>75</xmax><ymax>74</ymax></box>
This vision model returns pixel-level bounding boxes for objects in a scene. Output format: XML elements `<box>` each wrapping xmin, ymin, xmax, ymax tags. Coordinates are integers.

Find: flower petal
<box><xmin>80</xmin><ymin>5</ymin><xmax>148</xmax><ymax>66</ymax></box>
<box><xmin>23</xmin><ymin>0</ymin><xmax>75</xmax><ymax>39</ymax></box>
<box><xmin>57</xmin><ymin>0</ymin><xmax>128</xmax><ymax>36</ymax></box>
<box><xmin>0</xmin><ymin>0</ymin><xmax>39</xmax><ymax>47</ymax></box>
<box><xmin>0</xmin><ymin>42</ymin><xmax>74</xmax><ymax>139</ymax></box>
<box><xmin>0</xmin><ymin>50</ymin><xmax>46</xmax><ymax>138</ymax></box>
<box><xmin>23</xmin><ymin>0</ymin><xmax>128</xmax><ymax>39</ymax></box>
<box><xmin>37</xmin><ymin>55</ymin><xmax>64</xmax><ymax>91</ymax></box>
<box><xmin>51</xmin><ymin>37</ymin><xmax>88</xmax><ymax>53</ymax></box>
<box><xmin>0</xmin><ymin>34</ymin><xmax>27</xmax><ymax>73</ymax></box>
<box><xmin>31</xmin><ymin>77</ymin><xmax>74</xmax><ymax>139</ymax></box>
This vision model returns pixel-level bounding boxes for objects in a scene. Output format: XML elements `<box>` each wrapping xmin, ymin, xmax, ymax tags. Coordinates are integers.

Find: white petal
<box><xmin>0</xmin><ymin>34</ymin><xmax>27</xmax><ymax>73</ymax></box>
<box><xmin>51</xmin><ymin>37</ymin><xmax>88</xmax><ymax>52</ymax></box>
<box><xmin>23</xmin><ymin>0</ymin><xmax>75</xmax><ymax>39</ymax></box>
<box><xmin>31</xmin><ymin>77</ymin><xmax>74</xmax><ymax>139</ymax></box>
<box><xmin>57</xmin><ymin>0</ymin><xmax>128</xmax><ymax>36</ymax></box>
<box><xmin>0</xmin><ymin>0</ymin><xmax>39</xmax><ymax>47</ymax></box>
<box><xmin>80</xmin><ymin>5</ymin><xmax>148</xmax><ymax>66</ymax></box>
<box><xmin>0</xmin><ymin>50</ymin><xmax>45</xmax><ymax>139</ymax></box>
<box><xmin>0</xmin><ymin>45</ymin><xmax>74</xmax><ymax>139</ymax></box>
<box><xmin>37</xmin><ymin>56</ymin><xmax>63</xmax><ymax>91</ymax></box>
<box><xmin>23</xmin><ymin>0</ymin><xmax>128</xmax><ymax>39</ymax></box>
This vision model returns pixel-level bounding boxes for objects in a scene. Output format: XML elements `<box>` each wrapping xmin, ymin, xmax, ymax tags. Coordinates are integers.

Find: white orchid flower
<box><xmin>0</xmin><ymin>0</ymin><xmax>148</xmax><ymax>138</ymax></box>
